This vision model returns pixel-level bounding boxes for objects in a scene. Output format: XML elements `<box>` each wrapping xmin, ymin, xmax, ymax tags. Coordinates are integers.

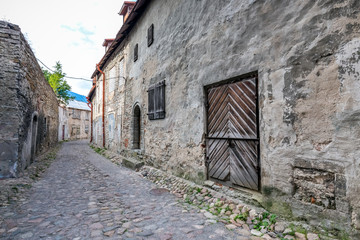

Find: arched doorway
<box><xmin>30</xmin><ymin>114</ymin><xmax>38</xmax><ymax>163</ymax></box>
<box><xmin>132</xmin><ymin>105</ymin><xmax>141</xmax><ymax>149</ymax></box>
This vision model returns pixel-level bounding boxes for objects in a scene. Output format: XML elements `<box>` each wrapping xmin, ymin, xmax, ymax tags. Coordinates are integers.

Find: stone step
<box><xmin>121</xmin><ymin>157</ymin><xmax>144</xmax><ymax>170</ymax></box>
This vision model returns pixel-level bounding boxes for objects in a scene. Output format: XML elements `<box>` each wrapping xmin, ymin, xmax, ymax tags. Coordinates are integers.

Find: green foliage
<box><xmin>234</xmin><ymin>212</ymin><xmax>248</xmax><ymax>222</ymax></box>
<box><xmin>269</xmin><ymin>214</ymin><xmax>277</xmax><ymax>224</ymax></box>
<box><xmin>43</xmin><ymin>61</ymin><xmax>74</xmax><ymax>104</ymax></box>
<box><xmin>253</xmin><ymin>213</ymin><xmax>277</xmax><ymax>232</ymax></box>
<box><xmin>262</xmin><ymin>212</ymin><xmax>270</xmax><ymax>219</ymax></box>
<box><xmin>90</xmin><ymin>145</ymin><xmax>106</xmax><ymax>155</ymax></box>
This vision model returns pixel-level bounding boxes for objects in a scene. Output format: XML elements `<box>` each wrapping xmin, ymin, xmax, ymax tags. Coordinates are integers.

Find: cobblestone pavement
<box><xmin>0</xmin><ymin>141</ymin><xmax>252</xmax><ymax>240</ymax></box>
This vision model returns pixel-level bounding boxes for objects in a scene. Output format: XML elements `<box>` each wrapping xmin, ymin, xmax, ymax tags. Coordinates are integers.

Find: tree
<box><xmin>43</xmin><ymin>61</ymin><xmax>74</xmax><ymax>104</ymax></box>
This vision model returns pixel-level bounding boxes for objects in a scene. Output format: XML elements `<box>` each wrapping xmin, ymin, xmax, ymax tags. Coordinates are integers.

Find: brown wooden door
<box><xmin>206</xmin><ymin>75</ymin><xmax>259</xmax><ymax>190</ymax></box>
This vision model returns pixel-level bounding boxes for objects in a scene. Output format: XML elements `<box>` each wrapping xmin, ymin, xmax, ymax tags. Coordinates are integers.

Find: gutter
<box><xmin>86</xmin><ymin>97</ymin><xmax>93</xmax><ymax>143</ymax></box>
<box><xmin>97</xmin><ymin>64</ymin><xmax>106</xmax><ymax>148</ymax></box>
<box><xmin>86</xmin><ymin>78</ymin><xmax>96</xmax><ymax>143</ymax></box>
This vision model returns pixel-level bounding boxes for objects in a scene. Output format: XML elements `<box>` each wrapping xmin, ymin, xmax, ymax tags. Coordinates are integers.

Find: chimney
<box><xmin>102</xmin><ymin>38</ymin><xmax>115</xmax><ymax>53</ymax></box>
<box><xmin>119</xmin><ymin>1</ymin><xmax>136</xmax><ymax>23</ymax></box>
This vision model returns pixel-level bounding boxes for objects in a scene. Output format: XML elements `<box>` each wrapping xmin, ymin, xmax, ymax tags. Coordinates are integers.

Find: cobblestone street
<box><xmin>0</xmin><ymin>141</ymin><xmax>250</xmax><ymax>240</ymax></box>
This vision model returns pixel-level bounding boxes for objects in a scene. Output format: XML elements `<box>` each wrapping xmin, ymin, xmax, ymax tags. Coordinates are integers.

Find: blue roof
<box><xmin>68</xmin><ymin>91</ymin><xmax>87</xmax><ymax>103</ymax></box>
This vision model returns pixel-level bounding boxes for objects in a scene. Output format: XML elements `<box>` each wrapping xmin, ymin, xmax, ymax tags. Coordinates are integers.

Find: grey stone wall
<box><xmin>0</xmin><ymin>21</ymin><xmax>58</xmax><ymax>178</ymax></box>
<box><xmin>92</xmin><ymin>0</ymin><xmax>360</xmax><ymax>234</ymax></box>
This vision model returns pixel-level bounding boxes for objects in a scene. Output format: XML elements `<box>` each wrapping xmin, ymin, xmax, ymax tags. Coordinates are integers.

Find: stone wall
<box><xmin>0</xmin><ymin>21</ymin><xmax>58</xmax><ymax>178</ymax></box>
<box><xmin>91</xmin><ymin>0</ymin><xmax>360</xmax><ymax>234</ymax></box>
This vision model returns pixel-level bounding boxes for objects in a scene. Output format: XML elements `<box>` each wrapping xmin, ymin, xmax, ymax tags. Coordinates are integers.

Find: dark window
<box><xmin>134</xmin><ymin>43</ymin><xmax>138</xmax><ymax>62</ymax></box>
<box><xmin>148</xmin><ymin>24</ymin><xmax>154</xmax><ymax>47</ymax></box>
<box><xmin>147</xmin><ymin>80</ymin><xmax>165</xmax><ymax>120</ymax></box>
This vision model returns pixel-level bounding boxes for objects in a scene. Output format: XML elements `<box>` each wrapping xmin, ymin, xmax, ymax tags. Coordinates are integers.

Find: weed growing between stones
<box><xmin>138</xmin><ymin>166</ymin><xmax>352</xmax><ymax>239</ymax></box>
<box><xmin>97</xmin><ymin>149</ymin><xmax>349</xmax><ymax>240</ymax></box>
<box><xmin>90</xmin><ymin>145</ymin><xmax>123</xmax><ymax>166</ymax></box>
<box><xmin>90</xmin><ymin>145</ymin><xmax>107</xmax><ymax>155</ymax></box>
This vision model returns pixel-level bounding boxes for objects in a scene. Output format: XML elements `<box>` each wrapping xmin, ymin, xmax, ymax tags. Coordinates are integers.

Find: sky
<box><xmin>1</xmin><ymin>0</ymin><xmax>132</xmax><ymax>96</ymax></box>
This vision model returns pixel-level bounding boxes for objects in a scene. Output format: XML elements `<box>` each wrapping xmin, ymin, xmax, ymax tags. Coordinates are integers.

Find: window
<box><xmin>147</xmin><ymin>80</ymin><xmax>165</xmax><ymax>120</ymax></box>
<box><xmin>108</xmin><ymin>66</ymin><xmax>116</xmax><ymax>92</ymax></box>
<box><xmin>148</xmin><ymin>24</ymin><xmax>154</xmax><ymax>47</ymax></box>
<box><xmin>85</xmin><ymin>112</ymin><xmax>89</xmax><ymax>121</ymax></box>
<box><xmin>119</xmin><ymin>58</ymin><xmax>125</xmax><ymax>87</ymax></box>
<box><xmin>72</xmin><ymin>109</ymin><xmax>80</xmax><ymax>119</ymax></box>
<box><xmin>134</xmin><ymin>44</ymin><xmax>138</xmax><ymax>62</ymax></box>
<box><xmin>71</xmin><ymin>125</ymin><xmax>80</xmax><ymax>137</ymax></box>
<box><xmin>85</xmin><ymin>125</ymin><xmax>89</xmax><ymax>134</ymax></box>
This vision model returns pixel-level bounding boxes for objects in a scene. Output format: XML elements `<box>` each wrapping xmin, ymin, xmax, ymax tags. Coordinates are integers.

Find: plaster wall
<box><xmin>58</xmin><ymin>106</ymin><xmax>69</xmax><ymax>141</ymax></box>
<box><xmin>67</xmin><ymin>108</ymin><xmax>90</xmax><ymax>140</ymax></box>
<box><xmin>92</xmin><ymin>0</ymin><xmax>360</xmax><ymax>233</ymax></box>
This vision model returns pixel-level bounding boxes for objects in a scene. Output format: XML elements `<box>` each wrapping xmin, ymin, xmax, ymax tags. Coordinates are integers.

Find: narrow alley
<box><xmin>0</xmin><ymin>141</ymin><xmax>247</xmax><ymax>240</ymax></box>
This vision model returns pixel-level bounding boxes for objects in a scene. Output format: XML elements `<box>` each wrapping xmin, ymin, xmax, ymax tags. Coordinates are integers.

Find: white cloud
<box><xmin>1</xmin><ymin>0</ymin><xmax>131</xmax><ymax>96</ymax></box>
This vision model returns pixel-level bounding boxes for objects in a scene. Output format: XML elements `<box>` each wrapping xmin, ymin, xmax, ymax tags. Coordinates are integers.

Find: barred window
<box><xmin>147</xmin><ymin>80</ymin><xmax>165</xmax><ymax>120</ymax></box>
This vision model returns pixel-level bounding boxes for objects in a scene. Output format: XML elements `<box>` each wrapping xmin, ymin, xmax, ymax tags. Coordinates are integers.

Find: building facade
<box><xmin>58</xmin><ymin>92</ymin><xmax>91</xmax><ymax>141</ymax></box>
<box><xmin>88</xmin><ymin>0</ymin><xmax>360</xmax><ymax>234</ymax></box>
<box><xmin>0</xmin><ymin>21</ymin><xmax>59</xmax><ymax>178</ymax></box>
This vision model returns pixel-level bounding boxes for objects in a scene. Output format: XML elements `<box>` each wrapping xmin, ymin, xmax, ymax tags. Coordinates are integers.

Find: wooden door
<box><xmin>206</xmin><ymin>75</ymin><xmax>259</xmax><ymax>190</ymax></box>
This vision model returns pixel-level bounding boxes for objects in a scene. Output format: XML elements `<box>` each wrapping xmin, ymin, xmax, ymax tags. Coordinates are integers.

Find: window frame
<box><xmin>147</xmin><ymin>24</ymin><xmax>154</xmax><ymax>47</ymax></box>
<box><xmin>147</xmin><ymin>80</ymin><xmax>166</xmax><ymax>120</ymax></box>
<box><xmin>134</xmin><ymin>43</ymin><xmax>138</xmax><ymax>62</ymax></box>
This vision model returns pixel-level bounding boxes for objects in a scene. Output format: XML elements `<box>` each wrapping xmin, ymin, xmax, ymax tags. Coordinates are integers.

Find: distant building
<box><xmin>0</xmin><ymin>21</ymin><xmax>59</xmax><ymax>178</ymax></box>
<box><xmin>58</xmin><ymin>92</ymin><xmax>91</xmax><ymax>141</ymax></box>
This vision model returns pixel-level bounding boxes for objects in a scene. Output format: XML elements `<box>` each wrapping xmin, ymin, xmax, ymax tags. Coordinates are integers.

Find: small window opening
<box><xmin>148</xmin><ymin>24</ymin><xmax>154</xmax><ymax>47</ymax></box>
<box><xmin>134</xmin><ymin>44</ymin><xmax>138</xmax><ymax>62</ymax></box>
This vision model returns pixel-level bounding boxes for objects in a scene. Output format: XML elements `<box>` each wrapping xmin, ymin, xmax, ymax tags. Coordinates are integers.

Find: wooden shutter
<box><xmin>147</xmin><ymin>80</ymin><xmax>165</xmax><ymax>120</ymax></box>
<box><xmin>148</xmin><ymin>24</ymin><xmax>154</xmax><ymax>47</ymax></box>
<box><xmin>148</xmin><ymin>85</ymin><xmax>155</xmax><ymax>120</ymax></box>
<box><xmin>134</xmin><ymin>44</ymin><xmax>138</xmax><ymax>62</ymax></box>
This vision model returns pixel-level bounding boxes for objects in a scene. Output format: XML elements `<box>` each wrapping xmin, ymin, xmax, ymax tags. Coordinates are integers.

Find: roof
<box><xmin>91</xmin><ymin>0</ymin><xmax>150</xmax><ymax>78</ymax></box>
<box><xmin>119</xmin><ymin>1</ymin><xmax>136</xmax><ymax>15</ymax></box>
<box><xmin>67</xmin><ymin>100</ymin><xmax>90</xmax><ymax>111</ymax></box>
<box><xmin>102</xmin><ymin>38</ymin><xmax>115</xmax><ymax>47</ymax></box>
<box><xmin>86</xmin><ymin>78</ymin><xmax>96</xmax><ymax>100</ymax></box>
<box><xmin>68</xmin><ymin>91</ymin><xmax>88</xmax><ymax>103</ymax></box>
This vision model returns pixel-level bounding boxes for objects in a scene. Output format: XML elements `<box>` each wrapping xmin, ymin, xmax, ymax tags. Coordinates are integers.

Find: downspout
<box><xmin>86</xmin><ymin>97</ymin><xmax>93</xmax><ymax>143</ymax></box>
<box><xmin>97</xmin><ymin>64</ymin><xmax>106</xmax><ymax>148</ymax></box>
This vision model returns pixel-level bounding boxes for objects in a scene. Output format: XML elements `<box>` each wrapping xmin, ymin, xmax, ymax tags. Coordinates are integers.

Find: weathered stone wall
<box><xmin>92</xmin><ymin>0</ymin><xmax>360</xmax><ymax>234</ymax></box>
<box><xmin>0</xmin><ymin>21</ymin><xmax>58</xmax><ymax>178</ymax></box>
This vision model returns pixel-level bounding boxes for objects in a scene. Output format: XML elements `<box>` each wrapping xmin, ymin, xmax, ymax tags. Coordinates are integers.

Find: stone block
<box><xmin>121</xmin><ymin>157</ymin><xmax>144</xmax><ymax>170</ymax></box>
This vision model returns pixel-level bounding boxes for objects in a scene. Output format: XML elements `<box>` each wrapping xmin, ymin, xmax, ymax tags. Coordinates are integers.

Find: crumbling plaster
<box><xmin>0</xmin><ymin>21</ymin><xmax>58</xmax><ymax>178</ymax></box>
<box><xmin>92</xmin><ymin>0</ymin><xmax>360</xmax><ymax>233</ymax></box>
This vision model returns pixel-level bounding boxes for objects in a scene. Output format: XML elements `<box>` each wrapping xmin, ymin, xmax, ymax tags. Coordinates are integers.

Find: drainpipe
<box><xmin>86</xmin><ymin>97</ymin><xmax>93</xmax><ymax>143</ymax></box>
<box><xmin>97</xmin><ymin>64</ymin><xmax>106</xmax><ymax>148</ymax></box>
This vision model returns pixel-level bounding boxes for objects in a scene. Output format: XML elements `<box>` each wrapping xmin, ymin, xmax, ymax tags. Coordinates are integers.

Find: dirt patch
<box><xmin>0</xmin><ymin>144</ymin><xmax>60</xmax><ymax>207</ymax></box>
